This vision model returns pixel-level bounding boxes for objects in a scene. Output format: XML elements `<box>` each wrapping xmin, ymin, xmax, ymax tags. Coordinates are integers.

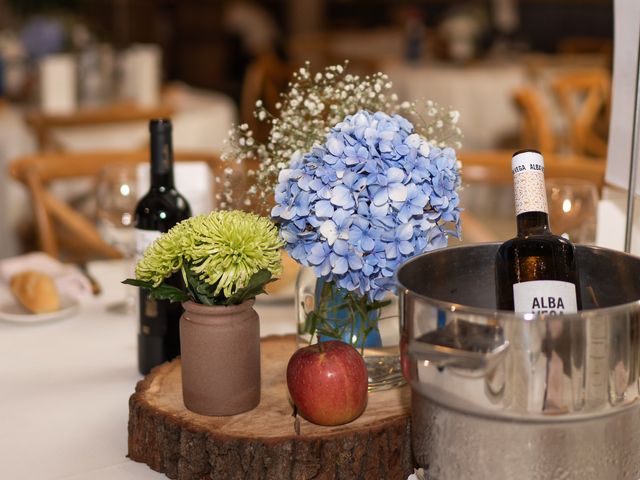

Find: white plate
<box><xmin>0</xmin><ymin>296</ymin><xmax>79</xmax><ymax>324</ymax></box>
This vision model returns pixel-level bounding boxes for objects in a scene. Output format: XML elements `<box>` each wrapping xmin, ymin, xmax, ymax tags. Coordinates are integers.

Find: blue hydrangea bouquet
<box><xmin>221</xmin><ymin>62</ymin><xmax>462</xmax><ymax>353</ymax></box>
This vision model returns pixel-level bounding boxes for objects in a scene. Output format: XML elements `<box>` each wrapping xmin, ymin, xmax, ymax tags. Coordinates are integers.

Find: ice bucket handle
<box><xmin>408</xmin><ymin>319</ymin><xmax>509</xmax><ymax>372</ymax></box>
<box><xmin>409</xmin><ymin>340</ymin><xmax>509</xmax><ymax>371</ymax></box>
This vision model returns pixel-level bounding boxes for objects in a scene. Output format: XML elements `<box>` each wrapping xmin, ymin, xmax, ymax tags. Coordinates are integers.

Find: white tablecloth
<box><xmin>0</xmin><ymin>259</ymin><xmax>296</xmax><ymax>479</ymax></box>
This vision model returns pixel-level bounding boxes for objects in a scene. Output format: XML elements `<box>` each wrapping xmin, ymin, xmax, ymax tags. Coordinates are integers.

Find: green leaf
<box><xmin>225</xmin><ymin>269</ymin><xmax>274</xmax><ymax>305</ymax></box>
<box><xmin>122</xmin><ymin>278</ymin><xmax>153</xmax><ymax>289</ymax></box>
<box><xmin>366</xmin><ymin>299</ymin><xmax>391</xmax><ymax>311</ymax></box>
<box><xmin>124</xmin><ymin>268</ymin><xmax>278</xmax><ymax>306</ymax></box>
<box><xmin>150</xmin><ymin>284</ymin><xmax>190</xmax><ymax>302</ymax></box>
<box><xmin>183</xmin><ymin>266</ymin><xmax>216</xmax><ymax>305</ymax></box>
<box><xmin>122</xmin><ymin>278</ymin><xmax>189</xmax><ymax>302</ymax></box>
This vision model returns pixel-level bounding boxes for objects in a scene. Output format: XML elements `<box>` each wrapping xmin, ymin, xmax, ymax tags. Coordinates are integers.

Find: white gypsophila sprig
<box><xmin>219</xmin><ymin>61</ymin><xmax>463</xmax><ymax>212</ymax></box>
<box><xmin>411</xmin><ymin>99</ymin><xmax>463</xmax><ymax>150</ymax></box>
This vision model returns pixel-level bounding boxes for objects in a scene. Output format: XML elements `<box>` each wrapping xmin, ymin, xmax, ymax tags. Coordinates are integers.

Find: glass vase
<box><xmin>295</xmin><ymin>266</ymin><xmax>405</xmax><ymax>391</ymax></box>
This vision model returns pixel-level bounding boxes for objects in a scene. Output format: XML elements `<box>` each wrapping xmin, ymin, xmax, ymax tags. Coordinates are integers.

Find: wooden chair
<box><xmin>512</xmin><ymin>86</ymin><xmax>557</xmax><ymax>154</ymax></box>
<box><xmin>551</xmin><ymin>69</ymin><xmax>611</xmax><ymax>158</ymax></box>
<box><xmin>9</xmin><ymin>149</ymin><xmax>224</xmax><ymax>262</ymax></box>
<box><xmin>557</xmin><ymin>37</ymin><xmax>613</xmax><ymax>70</ymax></box>
<box><xmin>25</xmin><ymin>102</ymin><xmax>174</xmax><ymax>152</ymax></box>
<box><xmin>240</xmin><ymin>51</ymin><xmax>294</xmax><ymax>140</ymax></box>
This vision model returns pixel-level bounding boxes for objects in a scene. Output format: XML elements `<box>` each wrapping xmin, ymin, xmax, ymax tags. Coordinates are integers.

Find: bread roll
<box><xmin>10</xmin><ymin>271</ymin><xmax>60</xmax><ymax>313</ymax></box>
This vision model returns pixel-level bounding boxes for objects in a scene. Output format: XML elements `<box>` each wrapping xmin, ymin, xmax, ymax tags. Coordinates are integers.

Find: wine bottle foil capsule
<box><xmin>512</xmin><ymin>149</ymin><xmax>548</xmax><ymax>215</ymax></box>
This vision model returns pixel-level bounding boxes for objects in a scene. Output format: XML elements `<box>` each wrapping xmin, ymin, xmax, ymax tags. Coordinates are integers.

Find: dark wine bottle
<box><xmin>135</xmin><ymin>119</ymin><xmax>191</xmax><ymax>374</ymax></box>
<box><xmin>495</xmin><ymin>149</ymin><xmax>582</xmax><ymax>313</ymax></box>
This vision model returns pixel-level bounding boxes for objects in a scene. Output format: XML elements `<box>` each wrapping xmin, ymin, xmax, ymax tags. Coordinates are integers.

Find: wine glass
<box><xmin>95</xmin><ymin>163</ymin><xmax>138</xmax><ymax>313</ymax></box>
<box><xmin>546</xmin><ymin>178</ymin><xmax>599</xmax><ymax>244</ymax></box>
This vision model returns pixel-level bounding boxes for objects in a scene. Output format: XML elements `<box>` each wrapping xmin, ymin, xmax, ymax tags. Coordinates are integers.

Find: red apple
<box><xmin>286</xmin><ymin>340</ymin><xmax>368</xmax><ymax>426</ymax></box>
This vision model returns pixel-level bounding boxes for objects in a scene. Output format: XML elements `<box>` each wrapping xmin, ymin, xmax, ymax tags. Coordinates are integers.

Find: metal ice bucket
<box><xmin>397</xmin><ymin>243</ymin><xmax>640</xmax><ymax>480</ymax></box>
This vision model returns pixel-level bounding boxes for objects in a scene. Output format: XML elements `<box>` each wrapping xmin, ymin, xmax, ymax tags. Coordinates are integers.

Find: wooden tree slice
<box><xmin>128</xmin><ymin>335</ymin><xmax>413</xmax><ymax>479</ymax></box>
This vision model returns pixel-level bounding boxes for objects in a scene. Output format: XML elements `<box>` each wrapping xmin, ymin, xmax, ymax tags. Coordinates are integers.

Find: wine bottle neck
<box><xmin>512</xmin><ymin>150</ymin><xmax>548</xmax><ymax>229</ymax></box>
<box><xmin>150</xmin><ymin>171</ymin><xmax>174</xmax><ymax>189</ymax></box>
<box><xmin>149</xmin><ymin>119</ymin><xmax>174</xmax><ymax>189</ymax></box>
<box><xmin>516</xmin><ymin>211</ymin><xmax>551</xmax><ymax>236</ymax></box>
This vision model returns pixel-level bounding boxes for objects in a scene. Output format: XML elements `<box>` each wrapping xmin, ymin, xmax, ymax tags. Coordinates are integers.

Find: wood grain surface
<box><xmin>128</xmin><ymin>335</ymin><xmax>413</xmax><ymax>479</ymax></box>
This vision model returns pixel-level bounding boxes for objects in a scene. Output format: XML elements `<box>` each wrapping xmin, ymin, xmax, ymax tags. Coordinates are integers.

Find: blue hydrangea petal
<box><xmin>330</xmin><ymin>185</ymin><xmax>354</xmax><ymax>208</ymax></box>
<box><xmin>399</xmin><ymin>240</ymin><xmax>414</xmax><ymax>255</ymax></box>
<box><xmin>387</xmin><ymin>167</ymin><xmax>404</xmax><ymax>183</ymax></box>
<box><xmin>319</xmin><ymin>220</ymin><xmax>338</xmax><ymax>245</ymax></box>
<box><xmin>372</xmin><ymin>188</ymin><xmax>389</xmax><ymax>206</ymax></box>
<box><xmin>316</xmin><ymin>258</ymin><xmax>332</xmax><ymax>277</ymax></box>
<box><xmin>298</xmin><ymin>174</ymin><xmax>313</xmax><ymax>191</ymax></box>
<box><xmin>388</xmin><ymin>183</ymin><xmax>408</xmax><ymax>203</ymax></box>
<box><xmin>361</xmin><ymin>236</ymin><xmax>375</xmax><ymax>252</ymax></box>
<box><xmin>327</xmin><ymin>137</ymin><xmax>344</xmax><ymax>156</ymax></box>
<box><xmin>308</xmin><ymin>243</ymin><xmax>328</xmax><ymax>265</ymax></box>
<box><xmin>333</xmin><ymin>239</ymin><xmax>349</xmax><ymax>256</ymax></box>
<box><xmin>397</xmin><ymin>223</ymin><xmax>413</xmax><ymax>241</ymax></box>
<box><xmin>331</xmin><ymin>254</ymin><xmax>349</xmax><ymax>275</ymax></box>
<box><xmin>272</xmin><ymin>109</ymin><xmax>461</xmax><ymax>302</ymax></box>
<box><xmin>347</xmin><ymin>253</ymin><xmax>364</xmax><ymax>270</ymax></box>
<box><xmin>384</xmin><ymin>243</ymin><xmax>398</xmax><ymax>260</ymax></box>
<box><xmin>315</xmin><ymin>200</ymin><xmax>335</xmax><ymax>218</ymax></box>
<box><xmin>369</xmin><ymin>201</ymin><xmax>389</xmax><ymax>218</ymax></box>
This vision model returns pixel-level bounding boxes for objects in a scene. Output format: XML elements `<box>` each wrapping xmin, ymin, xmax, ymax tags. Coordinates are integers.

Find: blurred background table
<box><xmin>0</xmin><ymin>258</ymin><xmax>296</xmax><ymax>480</ymax></box>
<box><xmin>384</xmin><ymin>59</ymin><xmax>528</xmax><ymax>150</ymax></box>
<box><xmin>382</xmin><ymin>52</ymin><xmax>610</xmax><ymax>151</ymax></box>
<box><xmin>0</xmin><ymin>83</ymin><xmax>237</xmax><ymax>260</ymax></box>
<box><xmin>0</xmin><ymin>0</ymin><xmax>615</xmax><ymax>261</ymax></box>
<box><xmin>22</xmin><ymin>83</ymin><xmax>236</xmax><ymax>154</ymax></box>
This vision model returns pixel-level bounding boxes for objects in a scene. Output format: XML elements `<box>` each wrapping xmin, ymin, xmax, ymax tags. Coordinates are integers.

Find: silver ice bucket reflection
<box><xmin>397</xmin><ymin>243</ymin><xmax>640</xmax><ymax>480</ymax></box>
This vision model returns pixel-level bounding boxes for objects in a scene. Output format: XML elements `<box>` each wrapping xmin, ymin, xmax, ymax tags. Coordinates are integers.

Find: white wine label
<box><xmin>135</xmin><ymin>229</ymin><xmax>162</xmax><ymax>262</ymax></box>
<box><xmin>512</xmin><ymin>150</ymin><xmax>548</xmax><ymax>215</ymax></box>
<box><xmin>513</xmin><ymin>280</ymin><xmax>578</xmax><ymax>314</ymax></box>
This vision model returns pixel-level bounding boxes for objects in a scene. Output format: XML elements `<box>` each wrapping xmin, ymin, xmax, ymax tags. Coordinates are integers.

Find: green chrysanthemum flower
<box><xmin>135</xmin><ymin>210</ymin><xmax>283</xmax><ymax>300</ymax></box>
<box><xmin>135</xmin><ymin>222</ymin><xmax>188</xmax><ymax>287</ymax></box>
<box><xmin>187</xmin><ymin>210</ymin><xmax>283</xmax><ymax>297</ymax></box>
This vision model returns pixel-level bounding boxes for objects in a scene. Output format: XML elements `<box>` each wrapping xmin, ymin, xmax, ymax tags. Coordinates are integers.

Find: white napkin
<box><xmin>119</xmin><ymin>44</ymin><xmax>161</xmax><ymax>107</ymax></box>
<box><xmin>39</xmin><ymin>53</ymin><xmax>77</xmax><ymax>114</ymax></box>
<box><xmin>0</xmin><ymin>252</ymin><xmax>93</xmax><ymax>302</ymax></box>
<box><xmin>136</xmin><ymin>162</ymin><xmax>213</xmax><ymax>216</ymax></box>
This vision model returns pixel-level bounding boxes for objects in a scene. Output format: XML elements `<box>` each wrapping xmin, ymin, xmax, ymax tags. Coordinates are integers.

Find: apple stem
<box><xmin>318</xmin><ymin>340</ymin><xmax>325</xmax><ymax>353</ymax></box>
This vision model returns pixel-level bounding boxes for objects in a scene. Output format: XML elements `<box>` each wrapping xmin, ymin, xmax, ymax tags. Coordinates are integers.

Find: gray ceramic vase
<box><xmin>180</xmin><ymin>299</ymin><xmax>260</xmax><ymax>416</ymax></box>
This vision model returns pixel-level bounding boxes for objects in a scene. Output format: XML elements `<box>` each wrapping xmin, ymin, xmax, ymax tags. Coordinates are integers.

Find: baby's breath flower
<box><xmin>220</xmin><ymin>62</ymin><xmax>462</xmax><ymax>212</ymax></box>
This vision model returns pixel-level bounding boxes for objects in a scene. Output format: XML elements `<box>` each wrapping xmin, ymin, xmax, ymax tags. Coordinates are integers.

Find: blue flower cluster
<box><xmin>272</xmin><ymin>110</ymin><xmax>461</xmax><ymax>301</ymax></box>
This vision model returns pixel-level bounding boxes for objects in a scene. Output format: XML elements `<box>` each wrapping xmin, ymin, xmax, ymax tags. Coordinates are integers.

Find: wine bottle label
<box><xmin>513</xmin><ymin>280</ymin><xmax>578</xmax><ymax>314</ymax></box>
<box><xmin>512</xmin><ymin>150</ymin><xmax>548</xmax><ymax>215</ymax></box>
<box><xmin>135</xmin><ymin>229</ymin><xmax>162</xmax><ymax>261</ymax></box>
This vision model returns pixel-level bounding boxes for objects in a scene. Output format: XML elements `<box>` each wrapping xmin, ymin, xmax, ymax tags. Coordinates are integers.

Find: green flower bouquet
<box><xmin>123</xmin><ymin>210</ymin><xmax>284</xmax><ymax>305</ymax></box>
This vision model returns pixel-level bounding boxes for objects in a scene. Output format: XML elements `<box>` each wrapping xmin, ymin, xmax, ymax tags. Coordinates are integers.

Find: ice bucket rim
<box><xmin>396</xmin><ymin>242</ymin><xmax>640</xmax><ymax>320</ymax></box>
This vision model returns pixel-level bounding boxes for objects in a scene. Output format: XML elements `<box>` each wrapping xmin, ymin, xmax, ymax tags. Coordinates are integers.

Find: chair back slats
<box><xmin>10</xmin><ymin>149</ymin><xmax>223</xmax><ymax>261</ymax></box>
<box><xmin>551</xmin><ymin>69</ymin><xmax>611</xmax><ymax>158</ymax></box>
<box><xmin>512</xmin><ymin>86</ymin><xmax>556</xmax><ymax>154</ymax></box>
